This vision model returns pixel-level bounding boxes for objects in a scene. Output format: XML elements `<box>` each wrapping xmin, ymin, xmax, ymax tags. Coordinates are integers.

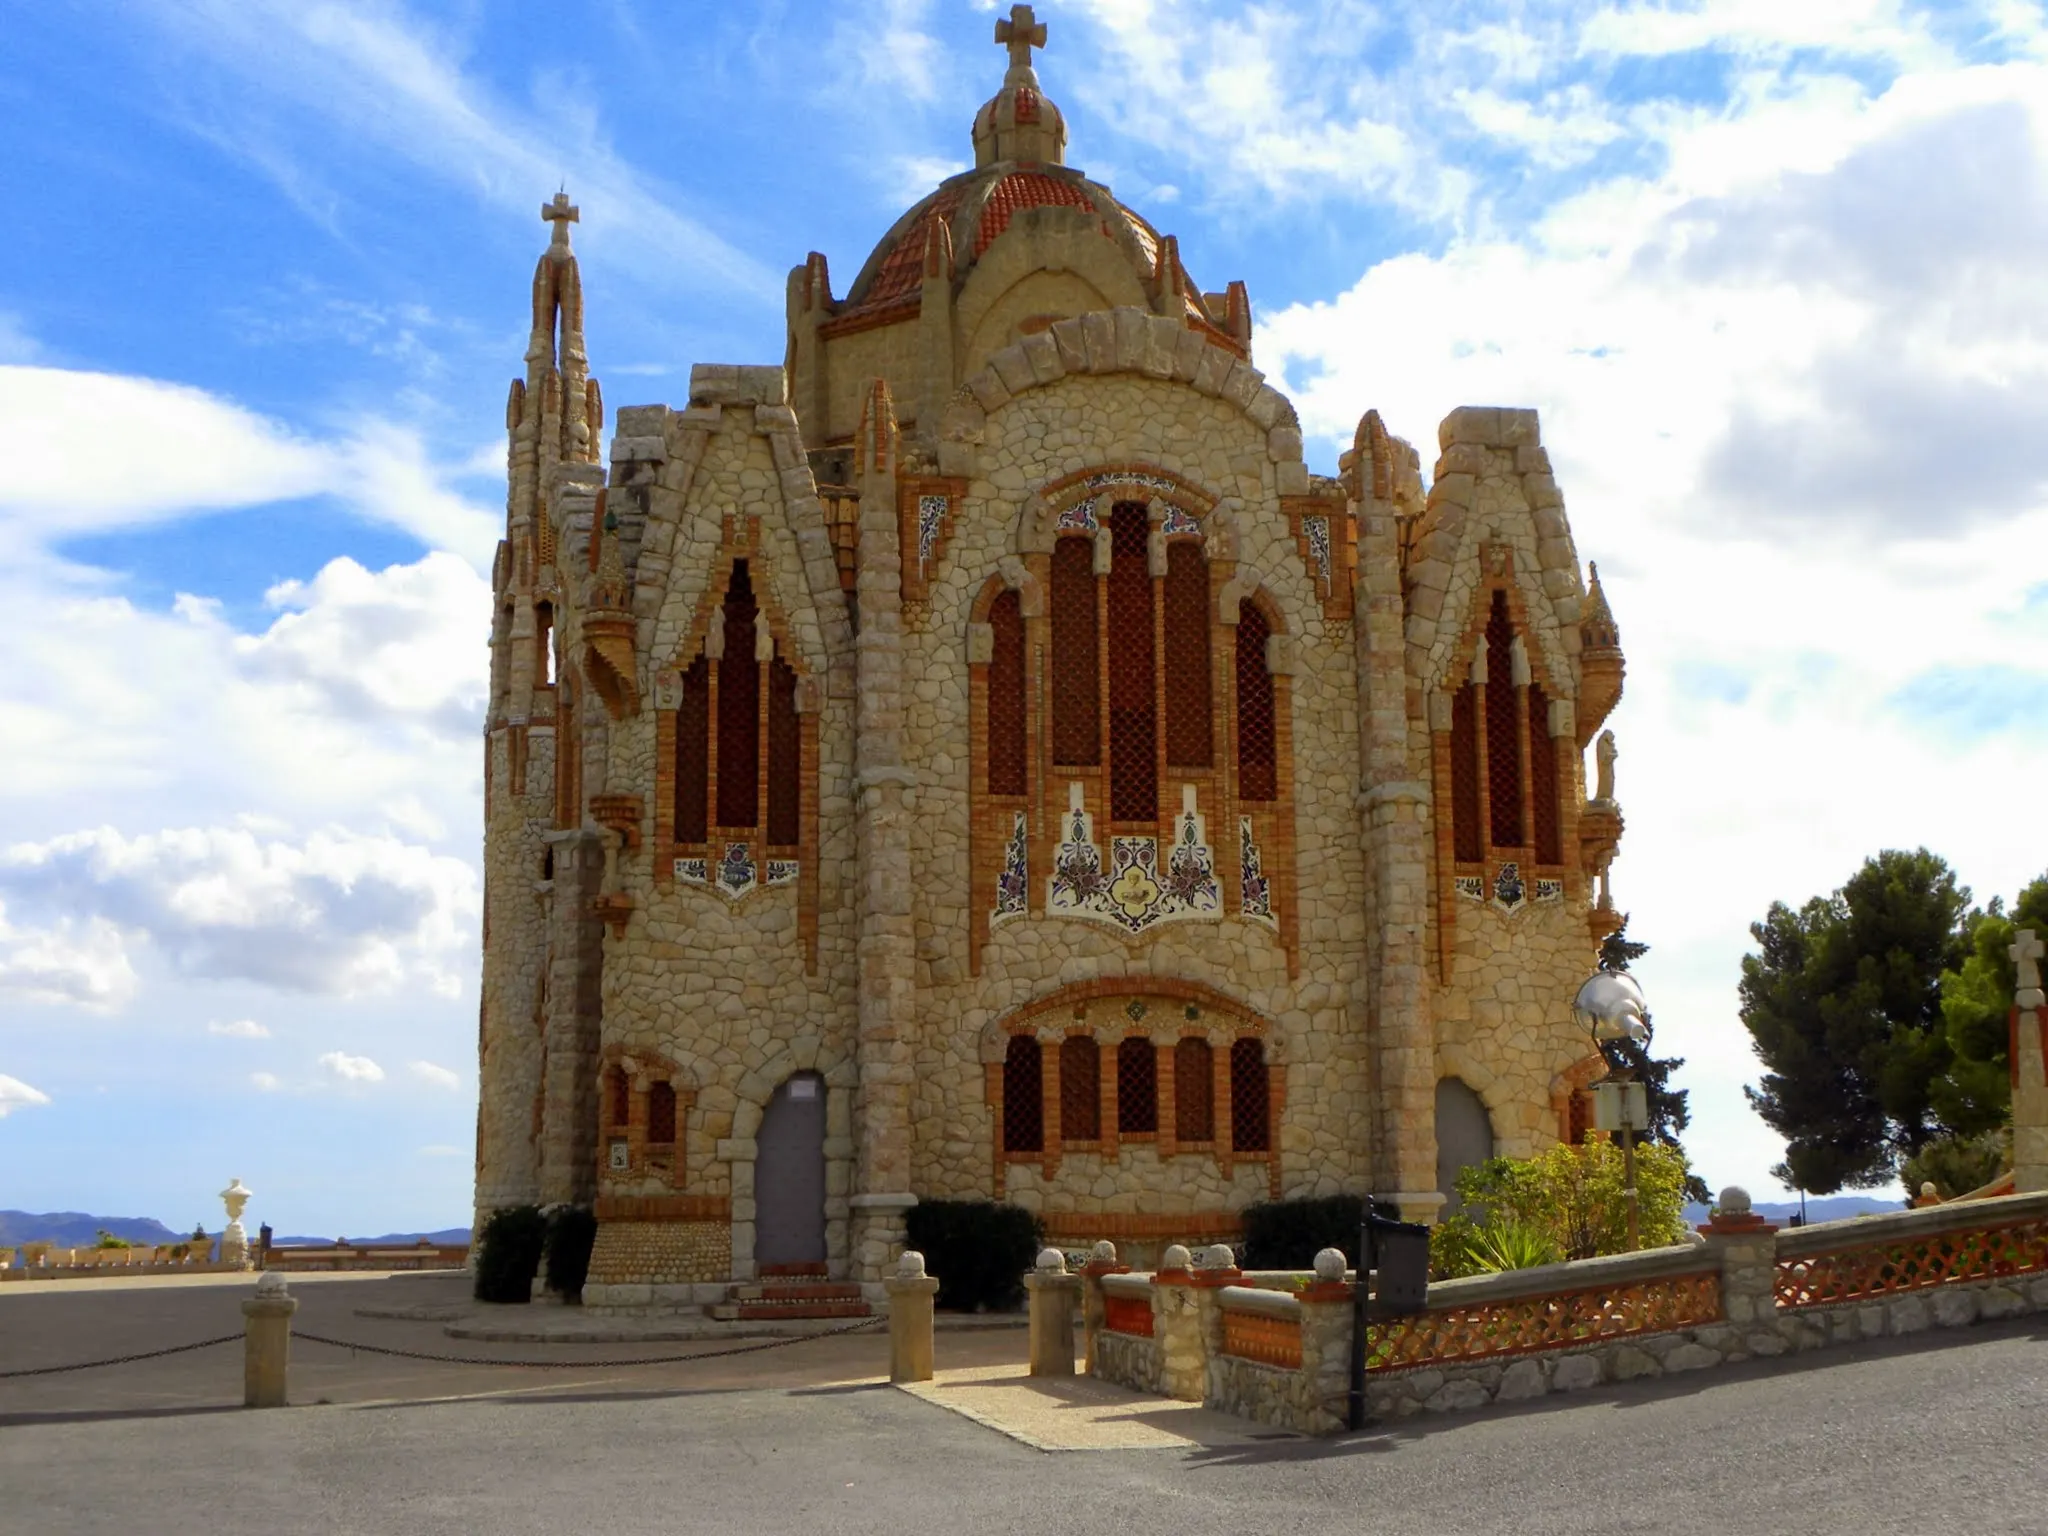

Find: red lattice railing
<box><xmin>1002</xmin><ymin>1035</ymin><xmax>1043</xmax><ymax>1153</ymax></box>
<box><xmin>1060</xmin><ymin>1035</ymin><xmax>1100</xmax><ymax>1142</ymax></box>
<box><xmin>1049</xmin><ymin>538</ymin><xmax>1099</xmax><ymax>766</ymax></box>
<box><xmin>1775</xmin><ymin>1219</ymin><xmax>2048</xmax><ymax>1309</ymax></box>
<box><xmin>716</xmin><ymin>563</ymin><xmax>760</xmax><ymax>829</ymax></box>
<box><xmin>1372</xmin><ymin>1270</ymin><xmax>1721</xmax><ymax>1371</ymax></box>
<box><xmin>675</xmin><ymin>655</ymin><xmax>710</xmax><ymax>845</ymax></box>
<box><xmin>1235</xmin><ymin>602</ymin><xmax>1276</xmax><ymax>802</ymax></box>
<box><xmin>1175</xmin><ymin>1038</ymin><xmax>1214</xmax><ymax>1142</ymax></box>
<box><xmin>1116</xmin><ymin>1036</ymin><xmax>1158</xmax><ymax>1134</ymax></box>
<box><xmin>1483</xmin><ymin>591</ymin><xmax>1522</xmax><ymax>849</ymax></box>
<box><xmin>1528</xmin><ymin>683</ymin><xmax>1560</xmax><ymax>865</ymax></box>
<box><xmin>1223</xmin><ymin>1308</ymin><xmax>1303</xmax><ymax>1370</ymax></box>
<box><xmin>766</xmin><ymin>656</ymin><xmax>800</xmax><ymax>846</ymax></box>
<box><xmin>1228</xmin><ymin>1038</ymin><xmax>1270</xmax><ymax>1153</ymax></box>
<box><xmin>987</xmin><ymin>589</ymin><xmax>1027</xmax><ymax>796</ymax></box>
<box><xmin>1104</xmin><ymin>1293</ymin><xmax>1154</xmax><ymax>1337</ymax></box>
<box><xmin>1449</xmin><ymin>684</ymin><xmax>1481</xmax><ymax>863</ymax></box>
<box><xmin>1162</xmin><ymin>541</ymin><xmax>1212</xmax><ymax>769</ymax></box>
<box><xmin>1106</xmin><ymin>504</ymin><xmax>1156</xmax><ymax>822</ymax></box>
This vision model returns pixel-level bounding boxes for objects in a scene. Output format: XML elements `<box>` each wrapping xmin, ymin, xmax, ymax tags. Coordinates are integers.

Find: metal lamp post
<box><xmin>1572</xmin><ymin>972</ymin><xmax>1650</xmax><ymax>1251</ymax></box>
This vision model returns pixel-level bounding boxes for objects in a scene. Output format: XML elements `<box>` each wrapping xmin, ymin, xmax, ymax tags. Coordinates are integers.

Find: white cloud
<box><xmin>409</xmin><ymin>1059</ymin><xmax>461</xmax><ymax>1090</ymax></box>
<box><xmin>208</xmin><ymin>1019</ymin><xmax>270</xmax><ymax>1038</ymax></box>
<box><xmin>251</xmin><ymin>1071</ymin><xmax>283</xmax><ymax>1092</ymax></box>
<box><xmin>0</xmin><ymin>825</ymin><xmax>477</xmax><ymax>1000</ymax></box>
<box><xmin>0</xmin><ymin>900</ymin><xmax>138</xmax><ymax>1012</ymax></box>
<box><xmin>418</xmin><ymin>1143</ymin><xmax>463</xmax><ymax>1157</ymax></box>
<box><xmin>319</xmin><ymin>1050</ymin><xmax>383</xmax><ymax>1083</ymax></box>
<box><xmin>0</xmin><ymin>1074</ymin><xmax>53</xmax><ymax>1118</ymax></box>
<box><xmin>0</xmin><ymin>366</ymin><xmax>499</xmax><ymax>567</ymax></box>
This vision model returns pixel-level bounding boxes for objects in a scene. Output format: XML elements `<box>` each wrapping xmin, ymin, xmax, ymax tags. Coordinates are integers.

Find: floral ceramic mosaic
<box><xmin>1047</xmin><ymin>785</ymin><xmax>1220</xmax><ymax>933</ymax></box>
<box><xmin>993</xmin><ymin>812</ymin><xmax>1028</xmax><ymax>922</ymax></box>
<box><xmin>1239</xmin><ymin>816</ymin><xmax>1274</xmax><ymax>924</ymax></box>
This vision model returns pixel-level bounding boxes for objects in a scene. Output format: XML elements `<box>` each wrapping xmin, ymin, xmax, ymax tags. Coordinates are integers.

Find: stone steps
<box><xmin>703</xmin><ymin>1276</ymin><xmax>871</xmax><ymax>1322</ymax></box>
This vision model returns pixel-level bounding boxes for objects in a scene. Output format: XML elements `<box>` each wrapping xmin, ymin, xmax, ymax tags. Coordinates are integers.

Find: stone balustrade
<box><xmin>1082</xmin><ymin>1188</ymin><xmax>2048</xmax><ymax>1435</ymax></box>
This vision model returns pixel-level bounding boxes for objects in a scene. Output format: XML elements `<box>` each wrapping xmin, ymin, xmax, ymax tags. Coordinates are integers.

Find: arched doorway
<box><xmin>755</xmin><ymin>1071</ymin><xmax>827</xmax><ymax>1268</ymax></box>
<box><xmin>1435</xmin><ymin>1077</ymin><xmax>1495</xmax><ymax>1217</ymax></box>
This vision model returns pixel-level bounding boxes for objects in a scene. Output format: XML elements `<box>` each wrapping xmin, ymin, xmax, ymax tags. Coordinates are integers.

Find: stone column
<box><xmin>1698</xmin><ymin>1186</ymin><xmax>1780</xmax><ymax>1342</ymax></box>
<box><xmin>1152</xmin><ymin>1245</ymin><xmax>1205</xmax><ymax>1401</ymax></box>
<box><xmin>1186</xmin><ymin>1243</ymin><xmax>1241</xmax><ymax>1403</ymax></box>
<box><xmin>1297</xmin><ymin>1247</ymin><xmax>1357</xmax><ymax>1435</ymax></box>
<box><xmin>848</xmin><ymin>381</ymin><xmax>918</xmax><ymax>1285</ymax></box>
<box><xmin>2013</xmin><ymin>930</ymin><xmax>2047</xmax><ymax>1193</ymax></box>
<box><xmin>1349</xmin><ymin>426</ymin><xmax>1439</xmax><ymax>1222</ymax></box>
<box><xmin>1025</xmin><ymin>1248</ymin><xmax>1082</xmax><ymax>1376</ymax></box>
<box><xmin>1078</xmin><ymin>1240</ymin><xmax>1125</xmax><ymax>1374</ymax></box>
<box><xmin>884</xmin><ymin>1250</ymin><xmax>940</xmax><ymax>1384</ymax></box>
<box><xmin>241</xmin><ymin>1273</ymin><xmax>298</xmax><ymax>1409</ymax></box>
<box><xmin>539</xmin><ymin>826</ymin><xmax>607</xmax><ymax>1207</ymax></box>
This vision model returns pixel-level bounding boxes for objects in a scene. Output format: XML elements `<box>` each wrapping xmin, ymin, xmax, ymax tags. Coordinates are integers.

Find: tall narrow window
<box><xmin>717</xmin><ymin>562</ymin><xmax>760</xmax><ymax>829</ymax></box>
<box><xmin>987</xmin><ymin>589</ymin><xmax>1027</xmax><ymax>796</ymax></box>
<box><xmin>535</xmin><ymin>602</ymin><xmax>555</xmax><ymax>686</ymax></box>
<box><xmin>766</xmin><ymin>656</ymin><xmax>800</xmax><ymax>846</ymax></box>
<box><xmin>1106</xmin><ymin>503</ymin><xmax>1156</xmax><ymax>822</ymax></box>
<box><xmin>1059</xmin><ymin>1036</ymin><xmax>1099</xmax><ymax>1142</ymax></box>
<box><xmin>1450</xmin><ymin>684</ymin><xmax>1482</xmax><ymax>863</ymax></box>
<box><xmin>1235</xmin><ymin>601</ymin><xmax>1276</xmax><ymax>802</ymax></box>
<box><xmin>675</xmin><ymin>655</ymin><xmax>711</xmax><ymax>845</ymax></box>
<box><xmin>1002</xmin><ymin>1035</ymin><xmax>1043</xmax><ymax>1153</ymax></box>
<box><xmin>1229</xmin><ymin>1039</ymin><xmax>1270</xmax><ymax>1152</ymax></box>
<box><xmin>1162</xmin><ymin>540</ymin><xmax>1211</xmax><ymax>768</ymax></box>
<box><xmin>1484</xmin><ymin>591</ymin><xmax>1522</xmax><ymax>849</ymax></box>
<box><xmin>607</xmin><ymin>1067</ymin><xmax>629</xmax><ymax>1132</ymax></box>
<box><xmin>1174</xmin><ymin>1038</ymin><xmax>1214</xmax><ymax>1142</ymax></box>
<box><xmin>1529</xmin><ymin>683</ymin><xmax>1560</xmax><ymax>865</ymax></box>
<box><xmin>1049</xmin><ymin>538</ymin><xmax>1099</xmax><ymax>766</ymax></box>
<box><xmin>647</xmin><ymin>1081</ymin><xmax>677</xmax><ymax>1144</ymax></box>
<box><xmin>1116</xmin><ymin>1036</ymin><xmax>1158</xmax><ymax>1134</ymax></box>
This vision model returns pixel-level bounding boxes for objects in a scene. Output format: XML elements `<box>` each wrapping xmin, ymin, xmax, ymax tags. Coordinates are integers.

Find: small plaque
<box><xmin>789</xmin><ymin>1079</ymin><xmax>819</xmax><ymax>1100</ymax></box>
<box><xmin>608</xmin><ymin>1140</ymin><xmax>630</xmax><ymax>1171</ymax></box>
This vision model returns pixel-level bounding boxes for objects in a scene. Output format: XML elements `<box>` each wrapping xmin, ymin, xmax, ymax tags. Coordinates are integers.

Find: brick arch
<box><xmin>1015</xmin><ymin>464</ymin><xmax>1219</xmax><ymax>557</ymax></box>
<box><xmin>981</xmin><ymin>978</ymin><xmax>1278</xmax><ymax>1060</ymax></box>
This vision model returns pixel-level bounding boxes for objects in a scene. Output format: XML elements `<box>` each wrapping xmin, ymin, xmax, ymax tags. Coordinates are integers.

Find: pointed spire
<box><xmin>1582</xmin><ymin>562</ymin><xmax>1620</xmax><ymax>649</ymax></box>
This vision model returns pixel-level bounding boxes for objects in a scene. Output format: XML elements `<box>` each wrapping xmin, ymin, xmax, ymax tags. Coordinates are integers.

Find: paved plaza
<box><xmin>3</xmin><ymin>1273</ymin><xmax>2046</xmax><ymax>1533</ymax></box>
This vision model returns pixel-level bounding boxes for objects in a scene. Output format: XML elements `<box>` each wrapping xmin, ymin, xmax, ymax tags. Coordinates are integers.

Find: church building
<box><xmin>476</xmin><ymin>6</ymin><xmax>1629</xmax><ymax>1308</ymax></box>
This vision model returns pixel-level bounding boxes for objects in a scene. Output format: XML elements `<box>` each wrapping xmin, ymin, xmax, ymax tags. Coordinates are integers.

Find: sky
<box><xmin>2</xmin><ymin>0</ymin><xmax>2044</xmax><ymax>1238</ymax></box>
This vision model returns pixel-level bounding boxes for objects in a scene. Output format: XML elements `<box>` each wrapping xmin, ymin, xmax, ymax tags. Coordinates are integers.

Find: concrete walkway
<box><xmin>900</xmin><ymin>1362</ymin><xmax>1290</xmax><ymax>1451</ymax></box>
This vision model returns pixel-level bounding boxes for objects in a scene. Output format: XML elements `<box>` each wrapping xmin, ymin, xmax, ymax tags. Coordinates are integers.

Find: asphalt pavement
<box><xmin>3</xmin><ymin>1272</ymin><xmax>2045</xmax><ymax>1534</ymax></box>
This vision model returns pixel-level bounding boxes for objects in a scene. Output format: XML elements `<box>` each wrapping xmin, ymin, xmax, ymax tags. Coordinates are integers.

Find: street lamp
<box><xmin>1572</xmin><ymin>972</ymin><xmax>1649</xmax><ymax>1250</ymax></box>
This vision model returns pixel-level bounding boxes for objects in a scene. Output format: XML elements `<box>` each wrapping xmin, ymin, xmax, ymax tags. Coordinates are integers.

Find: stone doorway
<box><xmin>1435</xmin><ymin>1077</ymin><xmax>1495</xmax><ymax>1217</ymax></box>
<box><xmin>755</xmin><ymin>1071</ymin><xmax>828</xmax><ymax>1268</ymax></box>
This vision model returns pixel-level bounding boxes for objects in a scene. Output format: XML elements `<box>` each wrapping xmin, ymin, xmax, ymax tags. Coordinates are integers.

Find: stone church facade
<box><xmin>476</xmin><ymin>8</ymin><xmax>1628</xmax><ymax>1307</ymax></box>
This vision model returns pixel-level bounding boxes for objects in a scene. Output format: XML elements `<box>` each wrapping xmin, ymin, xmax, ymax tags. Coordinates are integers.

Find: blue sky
<box><xmin>3</xmin><ymin>0</ymin><xmax>2046</xmax><ymax>1236</ymax></box>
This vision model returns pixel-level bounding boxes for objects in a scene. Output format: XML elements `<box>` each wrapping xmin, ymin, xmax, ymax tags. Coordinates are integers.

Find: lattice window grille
<box><xmin>1483</xmin><ymin>590</ymin><xmax>1523</xmax><ymax>849</ymax></box>
<box><xmin>1235</xmin><ymin>601</ymin><xmax>1277</xmax><ymax>802</ymax></box>
<box><xmin>716</xmin><ymin>563</ymin><xmax>761</xmax><ymax>830</ymax></box>
<box><xmin>765</xmin><ymin>657</ymin><xmax>800</xmax><ymax>847</ymax></box>
<box><xmin>1528</xmin><ymin>683</ymin><xmax>1561</xmax><ymax>864</ymax></box>
<box><xmin>675</xmin><ymin>655</ymin><xmax>711</xmax><ymax>845</ymax></box>
<box><xmin>1174</xmin><ymin>1037</ymin><xmax>1215</xmax><ymax>1142</ymax></box>
<box><xmin>987</xmin><ymin>590</ymin><xmax>1028</xmax><ymax>796</ymax></box>
<box><xmin>1116</xmin><ymin>1036</ymin><xmax>1159</xmax><ymax>1134</ymax></box>
<box><xmin>1162</xmin><ymin>540</ymin><xmax>1212</xmax><ymax>769</ymax></box>
<box><xmin>1059</xmin><ymin>1035</ymin><xmax>1100</xmax><ymax>1142</ymax></box>
<box><xmin>1106</xmin><ymin>503</ymin><xmax>1157</xmax><ymax>822</ymax></box>
<box><xmin>1049</xmin><ymin>537</ymin><xmax>1100</xmax><ymax>766</ymax></box>
<box><xmin>1449</xmin><ymin>684</ymin><xmax>1482</xmax><ymax>863</ymax></box>
<box><xmin>646</xmin><ymin>1081</ymin><xmax>677</xmax><ymax>1144</ymax></box>
<box><xmin>1228</xmin><ymin>1038</ymin><xmax>1271</xmax><ymax>1152</ymax></box>
<box><xmin>1002</xmin><ymin>1035</ymin><xmax>1043</xmax><ymax>1153</ymax></box>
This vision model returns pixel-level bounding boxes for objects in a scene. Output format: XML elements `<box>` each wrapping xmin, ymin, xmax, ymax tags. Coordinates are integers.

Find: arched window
<box><xmin>1235</xmin><ymin>600</ymin><xmax>1276</xmax><ymax>802</ymax></box>
<box><xmin>1163</xmin><ymin>541</ymin><xmax>1211</xmax><ymax>768</ymax></box>
<box><xmin>1059</xmin><ymin>1035</ymin><xmax>1099</xmax><ymax>1142</ymax></box>
<box><xmin>1449</xmin><ymin>683</ymin><xmax>1482</xmax><ymax>863</ymax></box>
<box><xmin>607</xmin><ymin>1066</ymin><xmax>629</xmax><ymax>1132</ymax></box>
<box><xmin>1002</xmin><ymin>1034</ymin><xmax>1043</xmax><ymax>1153</ymax></box>
<box><xmin>647</xmin><ymin>1081</ymin><xmax>677</xmax><ymax>1144</ymax></box>
<box><xmin>1529</xmin><ymin>683</ymin><xmax>1560</xmax><ymax>865</ymax></box>
<box><xmin>1228</xmin><ymin>1039</ymin><xmax>1270</xmax><ymax>1152</ymax></box>
<box><xmin>717</xmin><ymin>563</ymin><xmax>761</xmax><ymax>829</ymax></box>
<box><xmin>675</xmin><ymin>655</ymin><xmax>710</xmax><ymax>845</ymax></box>
<box><xmin>1484</xmin><ymin>591</ymin><xmax>1522</xmax><ymax>850</ymax></box>
<box><xmin>1105</xmin><ymin>504</ymin><xmax>1156</xmax><ymax>821</ymax></box>
<box><xmin>766</xmin><ymin>657</ymin><xmax>800</xmax><ymax>846</ymax></box>
<box><xmin>1116</xmin><ymin>1036</ymin><xmax>1158</xmax><ymax>1134</ymax></box>
<box><xmin>1049</xmin><ymin>537</ymin><xmax>1098</xmax><ymax>766</ymax></box>
<box><xmin>1174</xmin><ymin>1037</ymin><xmax>1214</xmax><ymax>1142</ymax></box>
<box><xmin>987</xmin><ymin>589</ymin><xmax>1027</xmax><ymax>796</ymax></box>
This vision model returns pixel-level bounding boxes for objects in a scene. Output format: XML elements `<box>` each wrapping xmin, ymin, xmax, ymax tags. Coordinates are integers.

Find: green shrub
<box><xmin>1240</xmin><ymin>1194</ymin><xmax>1402</xmax><ymax>1270</ymax></box>
<box><xmin>543</xmin><ymin>1206</ymin><xmax>598</xmax><ymax>1299</ymax></box>
<box><xmin>903</xmin><ymin>1200</ymin><xmax>1042</xmax><ymax>1312</ymax></box>
<box><xmin>474</xmin><ymin>1204</ymin><xmax>548</xmax><ymax>1304</ymax></box>
<box><xmin>1453</xmin><ymin>1142</ymin><xmax>1692</xmax><ymax>1261</ymax></box>
<box><xmin>94</xmin><ymin>1230</ymin><xmax>133</xmax><ymax>1250</ymax></box>
<box><xmin>1900</xmin><ymin>1130</ymin><xmax>2009</xmax><ymax>1202</ymax></box>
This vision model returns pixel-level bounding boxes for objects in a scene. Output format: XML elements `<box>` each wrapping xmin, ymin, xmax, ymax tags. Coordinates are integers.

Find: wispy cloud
<box><xmin>409</xmin><ymin>1059</ymin><xmax>461</xmax><ymax>1091</ymax></box>
<box><xmin>0</xmin><ymin>1073</ymin><xmax>53</xmax><ymax>1118</ymax></box>
<box><xmin>319</xmin><ymin>1050</ymin><xmax>383</xmax><ymax>1084</ymax></box>
<box><xmin>208</xmin><ymin>1018</ymin><xmax>271</xmax><ymax>1038</ymax></box>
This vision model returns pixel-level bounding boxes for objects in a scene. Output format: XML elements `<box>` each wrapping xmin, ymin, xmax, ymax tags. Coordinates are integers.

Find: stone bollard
<box><xmin>241</xmin><ymin>1271</ymin><xmax>298</xmax><ymax>1408</ymax></box>
<box><xmin>1078</xmin><ymin>1240</ymin><xmax>1126</xmax><ymax>1374</ymax></box>
<box><xmin>1153</xmin><ymin>1244</ymin><xmax>1204</xmax><ymax>1401</ymax></box>
<box><xmin>1699</xmin><ymin>1186</ymin><xmax>1780</xmax><ymax>1338</ymax></box>
<box><xmin>884</xmin><ymin>1250</ymin><xmax>940</xmax><ymax>1384</ymax></box>
<box><xmin>1024</xmin><ymin>1247</ymin><xmax>1081</xmax><ymax>1376</ymax></box>
<box><xmin>1298</xmin><ymin>1248</ymin><xmax>1357</xmax><ymax>1434</ymax></box>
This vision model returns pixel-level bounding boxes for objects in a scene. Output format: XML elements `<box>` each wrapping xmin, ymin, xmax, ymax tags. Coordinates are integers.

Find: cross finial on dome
<box><xmin>542</xmin><ymin>191</ymin><xmax>579</xmax><ymax>250</ymax></box>
<box><xmin>995</xmin><ymin>4</ymin><xmax>1047</xmax><ymax>82</ymax></box>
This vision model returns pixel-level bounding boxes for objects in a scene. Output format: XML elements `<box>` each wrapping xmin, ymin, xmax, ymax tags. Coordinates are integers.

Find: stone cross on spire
<box><xmin>2014</xmin><ymin>928</ymin><xmax>2043</xmax><ymax>1002</ymax></box>
<box><xmin>995</xmin><ymin>3</ymin><xmax>1047</xmax><ymax>81</ymax></box>
<box><xmin>542</xmin><ymin>191</ymin><xmax>579</xmax><ymax>250</ymax></box>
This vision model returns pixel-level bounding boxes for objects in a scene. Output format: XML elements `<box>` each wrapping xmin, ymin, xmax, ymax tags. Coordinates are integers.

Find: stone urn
<box><xmin>219</xmin><ymin>1179</ymin><xmax>254</xmax><ymax>1269</ymax></box>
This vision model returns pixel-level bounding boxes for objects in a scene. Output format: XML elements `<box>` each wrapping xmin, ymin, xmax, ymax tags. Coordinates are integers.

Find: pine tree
<box><xmin>1595</xmin><ymin>915</ymin><xmax>1709</xmax><ymax>1204</ymax></box>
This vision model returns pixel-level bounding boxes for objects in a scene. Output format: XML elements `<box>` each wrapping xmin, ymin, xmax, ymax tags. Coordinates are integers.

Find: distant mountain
<box><xmin>0</xmin><ymin>1211</ymin><xmax>188</xmax><ymax>1248</ymax></box>
<box><xmin>1683</xmin><ymin>1195</ymin><xmax>1900</xmax><ymax>1226</ymax></box>
<box><xmin>270</xmin><ymin>1228</ymin><xmax>471</xmax><ymax>1247</ymax></box>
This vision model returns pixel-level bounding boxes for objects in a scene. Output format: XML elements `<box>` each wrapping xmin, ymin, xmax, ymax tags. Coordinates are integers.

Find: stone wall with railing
<box><xmin>1083</xmin><ymin>1188</ymin><xmax>2048</xmax><ymax>1435</ymax></box>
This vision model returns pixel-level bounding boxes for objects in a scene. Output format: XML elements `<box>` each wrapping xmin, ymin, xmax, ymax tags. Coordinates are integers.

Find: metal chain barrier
<box><xmin>0</xmin><ymin>1333</ymin><xmax>243</xmax><ymax>1379</ymax></box>
<box><xmin>293</xmin><ymin>1314</ymin><xmax>886</xmax><ymax>1368</ymax></box>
